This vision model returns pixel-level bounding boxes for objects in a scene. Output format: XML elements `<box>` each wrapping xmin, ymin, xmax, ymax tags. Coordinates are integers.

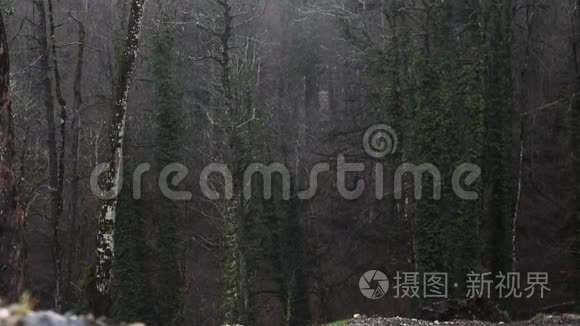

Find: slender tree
<box><xmin>571</xmin><ymin>0</ymin><xmax>580</xmax><ymax>312</ymax></box>
<box><xmin>194</xmin><ymin>1</ymin><xmax>262</xmax><ymax>323</ymax></box>
<box><xmin>111</xmin><ymin>155</ymin><xmax>151</xmax><ymax>323</ymax></box>
<box><xmin>32</xmin><ymin>0</ymin><xmax>64</xmax><ymax>309</ymax></box>
<box><xmin>93</xmin><ymin>0</ymin><xmax>146</xmax><ymax>313</ymax></box>
<box><xmin>152</xmin><ymin>23</ymin><xmax>184</xmax><ymax>325</ymax></box>
<box><xmin>0</xmin><ymin>10</ymin><xmax>25</xmax><ymax>302</ymax></box>
<box><xmin>481</xmin><ymin>0</ymin><xmax>514</xmax><ymax>275</ymax></box>
<box><xmin>65</xmin><ymin>13</ymin><xmax>86</xmax><ymax>308</ymax></box>
<box><xmin>45</xmin><ymin>0</ymin><xmax>69</xmax><ymax>310</ymax></box>
<box><xmin>337</xmin><ymin>0</ymin><xmax>484</xmax><ymax>296</ymax></box>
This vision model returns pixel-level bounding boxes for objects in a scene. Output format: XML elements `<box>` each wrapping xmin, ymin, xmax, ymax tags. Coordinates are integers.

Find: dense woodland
<box><xmin>0</xmin><ymin>0</ymin><xmax>579</xmax><ymax>325</ymax></box>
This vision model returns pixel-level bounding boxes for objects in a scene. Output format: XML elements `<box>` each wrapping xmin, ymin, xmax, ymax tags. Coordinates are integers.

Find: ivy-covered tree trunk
<box><xmin>450</xmin><ymin>63</ymin><xmax>484</xmax><ymax>288</ymax></box>
<box><xmin>412</xmin><ymin>0</ymin><xmax>484</xmax><ymax>296</ymax></box>
<box><xmin>278</xmin><ymin>10</ymin><xmax>312</xmax><ymax>324</ymax></box>
<box><xmin>0</xmin><ymin>11</ymin><xmax>25</xmax><ymax>303</ymax></box>
<box><xmin>111</xmin><ymin>156</ymin><xmax>151</xmax><ymax>324</ymax></box>
<box><xmin>152</xmin><ymin>24</ymin><xmax>183</xmax><ymax>325</ymax></box>
<box><xmin>212</xmin><ymin>1</ymin><xmax>254</xmax><ymax>323</ymax></box>
<box><xmin>382</xmin><ymin>0</ymin><xmax>416</xmax><ymax>271</ymax></box>
<box><xmin>271</xmin><ymin>192</ymin><xmax>310</xmax><ymax>326</ymax></box>
<box><xmin>413</xmin><ymin>0</ymin><xmax>455</xmax><ymax>279</ymax></box>
<box><xmin>481</xmin><ymin>0</ymin><xmax>514</xmax><ymax>275</ymax></box>
<box><xmin>571</xmin><ymin>0</ymin><xmax>580</xmax><ymax>312</ymax></box>
<box><xmin>414</xmin><ymin>55</ymin><xmax>451</xmax><ymax>276</ymax></box>
<box><xmin>94</xmin><ymin>0</ymin><xmax>146</xmax><ymax>312</ymax></box>
<box><xmin>444</xmin><ymin>1</ymin><xmax>485</xmax><ymax>295</ymax></box>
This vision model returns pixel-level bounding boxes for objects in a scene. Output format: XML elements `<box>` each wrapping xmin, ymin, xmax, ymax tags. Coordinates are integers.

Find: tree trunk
<box><xmin>46</xmin><ymin>0</ymin><xmax>68</xmax><ymax>311</ymax></box>
<box><xmin>573</xmin><ymin>0</ymin><xmax>580</xmax><ymax>313</ymax></box>
<box><xmin>33</xmin><ymin>0</ymin><xmax>63</xmax><ymax>310</ymax></box>
<box><xmin>65</xmin><ymin>14</ymin><xmax>85</xmax><ymax>307</ymax></box>
<box><xmin>512</xmin><ymin>1</ymin><xmax>536</xmax><ymax>273</ymax></box>
<box><xmin>94</xmin><ymin>0</ymin><xmax>146</xmax><ymax>311</ymax></box>
<box><xmin>0</xmin><ymin>11</ymin><xmax>25</xmax><ymax>302</ymax></box>
<box><xmin>218</xmin><ymin>1</ymin><xmax>251</xmax><ymax>321</ymax></box>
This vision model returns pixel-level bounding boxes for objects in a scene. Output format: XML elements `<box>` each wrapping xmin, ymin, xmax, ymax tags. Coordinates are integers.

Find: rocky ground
<box><xmin>0</xmin><ymin>305</ymin><xmax>143</xmax><ymax>326</ymax></box>
<box><xmin>346</xmin><ymin>314</ymin><xmax>580</xmax><ymax>326</ymax></box>
<box><xmin>2</xmin><ymin>304</ymin><xmax>579</xmax><ymax>325</ymax></box>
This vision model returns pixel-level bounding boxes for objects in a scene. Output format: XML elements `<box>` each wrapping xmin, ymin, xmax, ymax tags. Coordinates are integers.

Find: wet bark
<box><xmin>65</xmin><ymin>14</ymin><xmax>85</xmax><ymax>307</ymax></box>
<box><xmin>0</xmin><ymin>11</ymin><xmax>25</xmax><ymax>302</ymax></box>
<box><xmin>32</xmin><ymin>0</ymin><xmax>64</xmax><ymax>310</ymax></box>
<box><xmin>94</xmin><ymin>0</ymin><xmax>146</xmax><ymax>312</ymax></box>
<box><xmin>46</xmin><ymin>0</ymin><xmax>68</xmax><ymax>311</ymax></box>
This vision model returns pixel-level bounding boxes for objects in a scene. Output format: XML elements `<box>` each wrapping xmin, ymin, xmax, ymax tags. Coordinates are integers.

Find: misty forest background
<box><xmin>0</xmin><ymin>0</ymin><xmax>579</xmax><ymax>325</ymax></box>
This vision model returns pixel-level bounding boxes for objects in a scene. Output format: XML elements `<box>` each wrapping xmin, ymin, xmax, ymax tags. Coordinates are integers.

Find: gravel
<box><xmin>346</xmin><ymin>314</ymin><xmax>580</xmax><ymax>326</ymax></box>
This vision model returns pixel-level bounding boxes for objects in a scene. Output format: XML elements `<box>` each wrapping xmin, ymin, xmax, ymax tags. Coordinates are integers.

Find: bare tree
<box><xmin>31</xmin><ymin>0</ymin><xmax>66</xmax><ymax>310</ymax></box>
<box><xmin>65</xmin><ymin>12</ymin><xmax>86</xmax><ymax>307</ymax></box>
<box><xmin>45</xmin><ymin>0</ymin><xmax>69</xmax><ymax>310</ymax></box>
<box><xmin>194</xmin><ymin>0</ymin><xmax>263</xmax><ymax>322</ymax></box>
<box><xmin>0</xmin><ymin>11</ymin><xmax>25</xmax><ymax>302</ymax></box>
<box><xmin>94</xmin><ymin>0</ymin><xmax>146</xmax><ymax>310</ymax></box>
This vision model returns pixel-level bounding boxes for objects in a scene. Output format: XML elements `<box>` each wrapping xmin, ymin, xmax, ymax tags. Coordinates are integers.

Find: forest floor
<box><xmin>340</xmin><ymin>314</ymin><xmax>580</xmax><ymax>325</ymax></box>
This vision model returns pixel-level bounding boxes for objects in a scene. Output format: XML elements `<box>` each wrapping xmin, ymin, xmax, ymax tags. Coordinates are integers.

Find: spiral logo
<box><xmin>363</xmin><ymin>124</ymin><xmax>398</xmax><ymax>158</ymax></box>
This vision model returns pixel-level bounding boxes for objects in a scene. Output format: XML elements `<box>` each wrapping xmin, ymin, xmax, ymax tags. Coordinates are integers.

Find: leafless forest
<box><xmin>0</xmin><ymin>0</ymin><xmax>579</xmax><ymax>325</ymax></box>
